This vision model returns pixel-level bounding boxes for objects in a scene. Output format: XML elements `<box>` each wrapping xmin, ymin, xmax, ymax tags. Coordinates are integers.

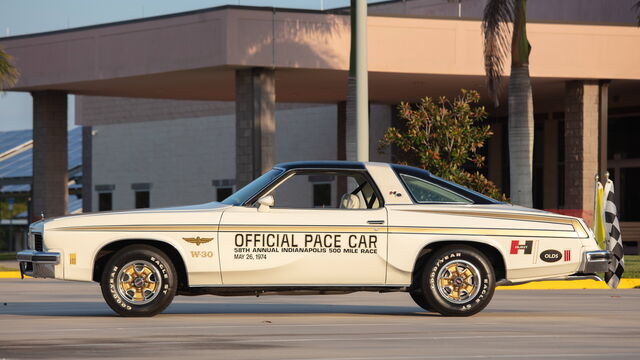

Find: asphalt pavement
<box><xmin>1</xmin><ymin>278</ymin><xmax>639</xmax><ymax>360</ymax></box>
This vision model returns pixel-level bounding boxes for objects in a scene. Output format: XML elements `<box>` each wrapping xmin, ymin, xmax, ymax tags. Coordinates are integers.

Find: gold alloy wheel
<box><xmin>116</xmin><ymin>260</ymin><xmax>162</xmax><ymax>305</ymax></box>
<box><xmin>436</xmin><ymin>259</ymin><xmax>481</xmax><ymax>304</ymax></box>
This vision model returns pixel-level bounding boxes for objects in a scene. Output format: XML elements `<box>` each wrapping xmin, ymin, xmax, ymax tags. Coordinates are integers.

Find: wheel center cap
<box><xmin>133</xmin><ymin>277</ymin><xmax>145</xmax><ymax>288</ymax></box>
<box><xmin>454</xmin><ymin>277</ymin><xmax>464</xmax><ymax>285</ymax></box>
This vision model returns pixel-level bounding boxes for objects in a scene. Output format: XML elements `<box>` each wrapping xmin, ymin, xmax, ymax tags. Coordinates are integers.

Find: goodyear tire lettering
<box><xmin>416</xmin><ymin>245</ymin><xmax>496</xmax><ymax>317</ymax></box>
<box><xmin>100</xmin><ymin>245</ymin><xmax>177</xmax><ymax>317</ymax></box>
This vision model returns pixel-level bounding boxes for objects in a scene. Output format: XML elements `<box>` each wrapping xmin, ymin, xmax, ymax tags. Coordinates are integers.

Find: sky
<box><xmin>0</xmin><ymin>0</ymin><xmax>384</xmax><ymax>132</ymax></box>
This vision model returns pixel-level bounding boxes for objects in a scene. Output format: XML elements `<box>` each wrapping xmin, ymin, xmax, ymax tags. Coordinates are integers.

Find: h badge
<box><xmin>510</xmin><ymin>240</ymin><xmax>533</xmax><ymax>255</ymax></box>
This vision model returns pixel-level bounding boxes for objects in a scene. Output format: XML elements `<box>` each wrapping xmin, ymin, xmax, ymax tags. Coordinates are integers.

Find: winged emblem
<box><xmin>182</xmin><ymin>236</ymin><xmax>214</xmax><ymax>246</ymax></box>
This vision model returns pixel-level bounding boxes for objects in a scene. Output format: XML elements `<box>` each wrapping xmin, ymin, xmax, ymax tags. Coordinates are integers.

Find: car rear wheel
<box><xmin>100</xmin><ymin>245</ymin><xmax>177</xmax><ymax>317</ymax></box>
<box><xmin>419</xmin><ymin>245</ymin><xmax>495</xmax><ymax>316</ymax></box>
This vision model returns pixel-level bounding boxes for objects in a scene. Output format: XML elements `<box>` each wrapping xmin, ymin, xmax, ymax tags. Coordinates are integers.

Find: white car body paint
<box><xmin>24</xmin><ymin>162</ymin><xmax>601</xmax><ymax>288</ymax></box>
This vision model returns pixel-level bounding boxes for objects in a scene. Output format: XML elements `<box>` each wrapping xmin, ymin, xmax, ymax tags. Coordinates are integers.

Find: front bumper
<box><xmin>580</xmin><ymin>250</ymin><xmax>612</xmax><ymax>273</ymax></box>
<box><xmin>17</xmin><ymin>250</ymin><xmax>60</xmax><ymax>279</ymax></box>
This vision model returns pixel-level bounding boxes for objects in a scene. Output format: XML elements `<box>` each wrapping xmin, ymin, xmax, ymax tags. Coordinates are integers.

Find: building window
<box><xmin>216</xmin><ymin>187</ymin><xmax>233</xmax><ymax>201</ymax></box>
<box><xmin>313</xmin><ymin>183</ymin><xmax>331</xmax><ymax>208</ymax></box>
<box><xmin>95</xmin><ymin>184</ymin><xmax>115</xmax><ymax>212</ymax></box>
<box><xmin>135</xmin><ymin>191</ymin><xmax>150</xmax><ymax>209</ymax></box>
<box><xmin>212</xmin><ymin>179</ymin><xmax>236</xmax><ymax>202</ymax></box>
<box><xmin>98</xmin><ymin>192</ymin><xmax>112</xmax><ymax>211</ymax></box>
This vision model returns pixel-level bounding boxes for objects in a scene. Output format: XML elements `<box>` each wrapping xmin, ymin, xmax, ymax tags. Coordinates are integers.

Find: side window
<box><xmin>266</xmin><ymin>171</ymin><xmax>381</xmax><ymax>209</ymax></box>
<box><xmin>399</xmin><ymin>174</ymin><xmax>472</xmax><ymax>204</ymax></box>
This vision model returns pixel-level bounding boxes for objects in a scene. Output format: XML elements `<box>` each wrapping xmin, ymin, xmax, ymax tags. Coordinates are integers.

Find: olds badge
<box><xmin>182</xmin><ymin>236</ymin><xmax>214</xmax><ymax>246</ymax></box>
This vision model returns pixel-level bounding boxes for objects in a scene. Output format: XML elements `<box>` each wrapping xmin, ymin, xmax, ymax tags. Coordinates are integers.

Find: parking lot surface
<box><xmin>1</xmin><ymin>278</ymin><xmax>639</xmax><ymax>359</ymax></box>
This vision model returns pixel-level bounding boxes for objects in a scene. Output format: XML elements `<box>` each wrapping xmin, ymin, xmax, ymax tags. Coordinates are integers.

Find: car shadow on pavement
<box><xmin>165</xmin><ymin>302</ymin><xmax>441</xmax><ymax>317</ymax></box>
<box><xmin>0</xmin><ymin>301</ymin><xmax>440</xmax><ymax>317</ymax></box>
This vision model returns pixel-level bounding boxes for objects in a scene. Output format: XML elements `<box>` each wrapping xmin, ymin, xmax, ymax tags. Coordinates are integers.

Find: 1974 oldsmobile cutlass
<box><xmin>18</xmin><ymin>161</ymin><xmax>611</xmax><ymax>317</ymax></box>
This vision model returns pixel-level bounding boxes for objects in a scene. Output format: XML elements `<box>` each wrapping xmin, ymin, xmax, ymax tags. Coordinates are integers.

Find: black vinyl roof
<box><xmin>274</xmin><ymin>161</ymin><xmax>366</xmax><ymax>171</ymax></box>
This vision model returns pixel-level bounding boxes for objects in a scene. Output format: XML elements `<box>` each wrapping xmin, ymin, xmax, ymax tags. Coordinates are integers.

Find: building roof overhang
<box><xmin>1</xmin><ymin>6</ymin><xmax>639</xmax><ymax>106</ymax></box>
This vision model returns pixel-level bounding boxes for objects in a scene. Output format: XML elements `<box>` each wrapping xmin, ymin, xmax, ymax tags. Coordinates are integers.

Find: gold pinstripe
<box><xmin>387</xmin><ymin>227</ymin><xmax>578</xmax><ymax>238</ymax></box>
<box><xmin>52</xmin><ymin>225</ymin><xmax>220</xmax><ymax>232</ymax></box>
<box><xmin>54</xmin><ymin>222</ymin><xmax>585</xmax><ymax>238</ymax></box>
<box><xmin>398</xmin><ymin>209</ymin><xmax>588</xmax><ymax>238</ymax></box>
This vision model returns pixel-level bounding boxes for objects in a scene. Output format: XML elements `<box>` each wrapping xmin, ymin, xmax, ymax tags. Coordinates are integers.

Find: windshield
<box><xmin>221</xmin><ymin>168</ymin><xmax>283</xmax><ymax>206</ymax></box>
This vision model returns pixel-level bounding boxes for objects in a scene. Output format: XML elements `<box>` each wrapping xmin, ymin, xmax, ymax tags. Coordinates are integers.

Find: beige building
<box><xmin>80</xmin><ymin>98</ymin><xmax>392</xmax><ymax>210</ymax></box>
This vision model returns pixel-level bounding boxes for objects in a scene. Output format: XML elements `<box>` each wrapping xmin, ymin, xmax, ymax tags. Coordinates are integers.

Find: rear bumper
<box><xmin>17</xmin><ymin>250</ymin><xmax>60</xmax><ymax>279</ymax></box>
<box><xmin>579</xmin><ymin>250</ymin><xmax>611</xmax><ymax>274</ymax></box>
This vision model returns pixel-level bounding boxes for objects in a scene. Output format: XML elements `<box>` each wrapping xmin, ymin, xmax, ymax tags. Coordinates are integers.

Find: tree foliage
<box><xmin>0</xmin><ymin>46</ymin><xmax>19</xmax><ymax>92</ymax></box>
<box><xmin>379</xmin><ymin>90</ymin><xmax>506</xmax><ymax>201</ymax></box>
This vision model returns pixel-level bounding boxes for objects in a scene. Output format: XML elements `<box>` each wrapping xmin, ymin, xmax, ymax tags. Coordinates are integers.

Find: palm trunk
<box><xmin>508</xmin><ymin>65</ymin><xmax>534</xmax><ymax>207</ymax></box>
<box><xmin>507</xmin><ymin>0</ymin><xmax>533</xmax><ymax>207</ymax></box>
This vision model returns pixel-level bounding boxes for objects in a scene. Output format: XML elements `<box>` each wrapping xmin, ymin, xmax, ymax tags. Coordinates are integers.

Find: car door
<box><xmin>217</xmin><ymin>170</ymin><xmax>388</xmax><ymax>285</ymax></box>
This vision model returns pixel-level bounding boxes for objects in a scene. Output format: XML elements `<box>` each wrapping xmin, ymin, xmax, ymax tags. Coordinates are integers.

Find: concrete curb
<box><xmin>497</xmin><ymin>279</ymin><xmax>640</xmax><ymax>290</ymax></box>
<box><xmin>1</xmin><ymin>270</ymin><xmax>639</xmax><ymax>289</ymax></box>
<box><xmin>0</xmin><ymin>271</ymin><xmax>27</xmax><ymax>279</ymax></box>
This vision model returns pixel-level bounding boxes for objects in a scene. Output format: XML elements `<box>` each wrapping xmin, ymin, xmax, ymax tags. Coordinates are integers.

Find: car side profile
<box><xmin>17</xmin><ymin>161</ymin><xmax>611</xmax><ymax>317</ymax></box>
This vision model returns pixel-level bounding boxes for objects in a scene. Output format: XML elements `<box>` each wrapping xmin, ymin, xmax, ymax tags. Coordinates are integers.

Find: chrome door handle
<box><xmin>367</xmin><ymin>220</ymin><xmax>385</xmax><ymax>225</ymax></box>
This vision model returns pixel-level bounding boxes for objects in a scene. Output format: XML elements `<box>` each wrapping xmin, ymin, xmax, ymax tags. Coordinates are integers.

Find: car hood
<box><xmin>41</xmin><ymin>202</ymin><xmax>231</xmax><ymax>231</ymax></box>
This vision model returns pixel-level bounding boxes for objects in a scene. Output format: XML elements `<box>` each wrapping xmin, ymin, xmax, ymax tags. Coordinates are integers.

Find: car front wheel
<box><xmin>409</xmin><ymin>290</ymin><xmax>434</xmax><ymax>312</ymax></box>
<box><xmin>419</xmin><ymin>245</ymin><xmax>495</xmax><ymax>316</ymax></box>
<box><xmin>100</xmin><ymin>245</ymin><xmax>177</xmax><ymax>317</ymax></box>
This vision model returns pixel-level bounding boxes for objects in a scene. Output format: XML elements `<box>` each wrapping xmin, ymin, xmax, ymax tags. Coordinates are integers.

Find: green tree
<box><xmin>379</xmin><ymin>90</ymin><xmax>505</xmax><ymax>201</ymax></box>
<box><xmin>0</xmin><ymin>46</ymin><xmax>19</xmax><ymax>91</ymax></box>
<box><xmin>482</xmin><ymin>0</ymin><xmax>533</xmax><ymax>207</ymax></box>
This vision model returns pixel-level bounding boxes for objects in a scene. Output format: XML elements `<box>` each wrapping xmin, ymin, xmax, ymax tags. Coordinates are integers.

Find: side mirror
<box><xmin>257</xmin><ymin>194</ymin><xmax>274</xmax><ymax>212</ymax></box>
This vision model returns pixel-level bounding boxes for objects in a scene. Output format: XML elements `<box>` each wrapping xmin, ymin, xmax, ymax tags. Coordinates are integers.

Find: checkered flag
<box><xmin>603</xmin><ymin>179</ymin><xmax>624</xmax><ymax>288</ymax></box>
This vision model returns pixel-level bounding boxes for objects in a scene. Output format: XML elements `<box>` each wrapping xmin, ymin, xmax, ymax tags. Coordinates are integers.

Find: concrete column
<box><xmin>235</xmin><ymin>68</ymin><xmax>275</xmax><ymax>188</ymax></box>
<box><xmin>337</xmin><ymin>101</ymin><xmax>346</xmax><ymax>161</ymax></box>
<box><xmin>564</xmin><ymin>80</ymin><xmax>599</xmax><ymax>219</ymax></box>
<box><xmin>543</xmin><ymin>114</ymin><xmax>558</xmax><ymax>209</ymax></box>
<box><xmin>31</xmin><ymin>91</ymin><xmax>68</xmax><ymax>222</ymax></box>
<box><xmin>336</xmin><ymin>101</ymin><xmax>347</xmax><ymax>205</ymax></box>
<box><xmin>487</xmin><ymin>121</ymin><xmax>503</xmax><ymax>190</ymax></box>
<box><xmin>598</xmin><ymin>80</ymin><xmax>609</xmax><ymax>182</ymax></box>
<box><xmin>390</xmin><ymin>104</ymin><xmax>404</xmax><ymax>164</ymax></box>
<box><xmin>82</xmin><ymin>126</ymin><xmax>92</xmax><ymax>212</ymax></box>
<box><xmin>368</xmin><ymin>103</ymin><xmax>392</xmax><ymax>162</ymax></box>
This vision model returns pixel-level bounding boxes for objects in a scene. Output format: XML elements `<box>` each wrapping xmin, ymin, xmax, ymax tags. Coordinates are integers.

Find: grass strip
<box><xmin>0</xmin><ymin>252</ymin><xmax>17</xmax><ymax>261</ymax></box>
<box><xmin>624</xmin><ymin>255</ymin><xmax>639</xmax><ymax>278</ymax></box>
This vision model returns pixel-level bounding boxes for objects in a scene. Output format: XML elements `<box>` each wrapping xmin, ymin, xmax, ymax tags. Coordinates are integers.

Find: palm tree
<box><xmin>0</xmin><ymin>46</ymin><xmax>19</xmax><ymax>91</ymax></box>
<box><xmin>482</xmin><ymin>0</ymin><xmax>533</xmax><ymax>207</ymax></box>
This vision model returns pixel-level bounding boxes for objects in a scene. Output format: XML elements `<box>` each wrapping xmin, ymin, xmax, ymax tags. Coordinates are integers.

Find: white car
<box><xmin>18</xmin><ymin>161</ymin><xmax>611</xmax><ymax>317</ymax></box>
